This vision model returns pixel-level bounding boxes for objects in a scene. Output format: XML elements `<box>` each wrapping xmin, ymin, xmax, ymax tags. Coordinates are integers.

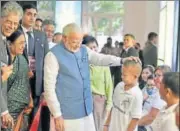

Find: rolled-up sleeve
<box><xmin>44</xmin><ymin>52</ymin><xmax>61</xmax><ymax>118</ymax></box>
<box><xmin>86</xmin><ymin>46</ymin><xmax>122</xmax><ymax>66</ymax></box>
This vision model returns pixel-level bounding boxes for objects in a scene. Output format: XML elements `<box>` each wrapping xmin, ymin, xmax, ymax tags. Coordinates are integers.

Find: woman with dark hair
<box><xmin>154</xmin><ymin>65</ymin><xmax>171</xmax><ymax>89</ymax></box>
<box><xmin>2</xmin><ymin>30</ymin><xmax>33</xmax><ymax>131</ymax></box>
<box><xmin>139</xmin><ymin>65</ymin><xmax>155</xmax><ymax>89</ymax></box>
<box><xmin>151</xmin><ymin>72</ymin><xmax>179</xmax><ymax>131</ymax></box>
<box><xmin>82</xmin><ymin>35</ymin><xmax>113</xmax><ymax>131</ymax></box>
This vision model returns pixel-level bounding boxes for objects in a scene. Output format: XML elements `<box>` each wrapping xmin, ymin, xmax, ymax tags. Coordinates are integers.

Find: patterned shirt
<box><xmin>7</xmin><ymin>55</ymin><xmax>30</xmax><ymax>104</ymax></box>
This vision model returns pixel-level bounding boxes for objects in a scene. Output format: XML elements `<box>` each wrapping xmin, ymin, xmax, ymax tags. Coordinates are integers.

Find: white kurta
<box><xmin>64</xmin><ymin>113</ymin><xmax>96</xmax><ymax>131</ymax></box>
<box><xmin>44</xmin><ymin>45</ymin><xmax>122</xmax><ymax>131</ymax></box>
<box><xmin>48</xmin><ymin>41</ymin><xmax>57</xmax><ymax>49</ymax></box>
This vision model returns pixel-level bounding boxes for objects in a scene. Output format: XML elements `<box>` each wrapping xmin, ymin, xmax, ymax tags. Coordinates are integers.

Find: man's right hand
<box><xmin>103</xmin><ymin>126</ymin><xmax>109</xmax><ymax>131</ymax></box>
<box><xmin>54</xmin><ymin>116</ymin><xmax>65</xmax><ymax>131</ymax></box>
<box><xmin>1</xmin><ymin>65</ymin><xmax>13</xmax><ymax>82</ymax></box>
<box><xmin>1</xmin><ymin>113</ymin><xmax>14</xmax><ymax>128</ymax></box>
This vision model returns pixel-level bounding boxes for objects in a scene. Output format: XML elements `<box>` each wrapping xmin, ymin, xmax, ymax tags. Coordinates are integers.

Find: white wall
<box><xmin>123</xmin><ymin>1</ymin><xmax>160</xmax><ymax>48</ymax></box>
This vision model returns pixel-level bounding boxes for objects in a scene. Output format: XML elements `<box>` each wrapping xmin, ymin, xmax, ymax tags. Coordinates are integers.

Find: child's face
<box><xmin>141</xmin><ymin>68</ymin><xmax>152</xmax><ymax>82</ymax></box>
<box><xmin>146</xmin><ymin>79</ymin><xmax>156</xmax><ymax>89</ymax></box>
<box><xmin>123</xmin><ymin>36</ymin><xmax>134</xmax><ymax>48</ymax></box>
<box><xmin>122</xmin><ymin>66</ymin><xmax>137</xmax><ymax>86</ymax></box>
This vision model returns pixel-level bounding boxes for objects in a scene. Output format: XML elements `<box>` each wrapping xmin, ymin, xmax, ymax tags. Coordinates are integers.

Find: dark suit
<box><xmin>139</xmin><ymin>50</ymin><xmax>144</xmax><ymax>67</ymax></box>
<box><xmin>19</xmin><ymin>26</ymin><xmax>49</xmax><ymax>131</ymax></box>
<box><xmin>143</xmin><ymin>41</ymin><xmax>157</xmax><ymax>67</ymax></box>
<box><xmin>114</xmin><ymin>47</ymin><xmax>139</xmax><ymax>87</ymax></box>
<box><xmin>0</xmin><ymin>34</ymin><xmax>9</xmax><ymax>131</ymax></box>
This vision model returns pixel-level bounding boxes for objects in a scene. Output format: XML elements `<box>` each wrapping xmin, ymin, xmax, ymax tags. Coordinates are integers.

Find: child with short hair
<box><xmin>104</xmin><ymin>60</ymin><xmax>143</xmax><ymax>131</ymax></box>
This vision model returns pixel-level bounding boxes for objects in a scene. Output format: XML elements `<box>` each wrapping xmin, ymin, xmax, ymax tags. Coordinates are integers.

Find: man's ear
<box><xmin>62</xmin><ymin>35</ymin><xmax>67</xmax><ymax>43</ymax></box>
<box><xmin>166</xmin><ymin>88</ymin><xmax>174</xmax><ymax>98</ymax></box>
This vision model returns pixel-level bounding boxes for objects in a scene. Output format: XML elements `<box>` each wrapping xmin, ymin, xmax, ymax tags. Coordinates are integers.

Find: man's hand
<box><xmin>103</xmin><ymin>126</ymin><xmax>109</xmax><ymax>131</ymax></box>
<box><xmin>54</xmin><ymin>116</ymin><xmax>65</xmax><ymax>131</ymax></box>
<box><xmin>1</xmin><ymin>65</ymin><xmax>13</xmax><ymax>82</ymax></box>
<box><xmin>1</xmin><ymin>113</ymin><xmax>14</xmax><ymax>128</ymax></box>
<box><xmin>122</xmin><ymin>56</ymin><xmax>141</xmax><ymax>64</ymax></box>
<box><xmin>103</xmin><ymin>110</ymin><xmax>111</xmax><ymax>131</ymax></box>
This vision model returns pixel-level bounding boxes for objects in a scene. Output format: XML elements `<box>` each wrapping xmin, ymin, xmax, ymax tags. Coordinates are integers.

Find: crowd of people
<box><xmin>0</xmin><ymin>2</ymin><xmax>179</xmax><ymax>131</ymax></box>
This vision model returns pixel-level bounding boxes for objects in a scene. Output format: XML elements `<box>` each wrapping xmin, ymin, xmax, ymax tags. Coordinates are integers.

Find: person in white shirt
<box><xmin>104</xmin><ymin>59</ymin><xmax>143</xmax><ymax>131</ymax></box>
<box><xmin>150</xmin><ymin>72</ymin><xmax>179</xmax><ymax>131</ymax></box>
<box><xmin>44</xmin><ymin>23</ymin><xmax>140</xmax><ymax>131</ymax></box>
<box><xmin>42</xmin><ymin>19</ymin><xmax>56</xmax><ymax>49</ymax></box>
<box><xmin>138</xmin><ymin>75</ymin><xmax>166</xmax><ymax>131</ymax></box>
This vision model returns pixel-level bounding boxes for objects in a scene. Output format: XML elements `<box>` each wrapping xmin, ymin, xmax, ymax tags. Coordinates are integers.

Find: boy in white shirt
<box><xmin>104</xmin><ymin>59</ymin><xmax>143</xmax><ymax>131</ymax></box>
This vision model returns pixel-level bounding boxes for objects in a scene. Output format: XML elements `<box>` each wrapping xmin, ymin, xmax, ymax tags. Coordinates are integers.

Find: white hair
<box><xmin>62</xmin><ymin>23</ymin><xmax>82</xmax><ymax>36</ymax></box>
<box><xmin>1</xmin><ymin>2</ymin><xmax>23</xmax><ymax>18</ymax></box>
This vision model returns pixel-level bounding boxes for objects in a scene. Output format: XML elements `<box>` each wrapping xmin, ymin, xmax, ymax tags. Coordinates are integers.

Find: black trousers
<box><xmin>30</xmin><ymin>77</ymin><xmax>50</xmax><ymax>131</ymax></box>
<box><xmin>29</xmin><ymin>96</ymin><xmax>50</xmax><ymax>131</ymax></box>
<box><xmin>138</xmin><ymin>126</ymin><xmax>147</xmax><ymax>131</ymax></box>
<box><xmin>41</xmin><ymin>106</ymin><xmax>50</xmax><ymax>131</ymax></box>
<box><xmin>110</xmin><ymin>66</ymin><xmax>122</xmax><ymax>88</ymax></box>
